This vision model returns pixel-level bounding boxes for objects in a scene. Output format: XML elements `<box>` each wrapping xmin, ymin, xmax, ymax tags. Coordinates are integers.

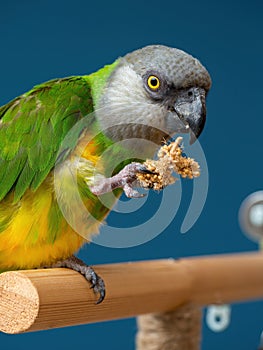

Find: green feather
<box><xmin>0</xmin><ymin>78</ymin><xmax>92</xmax><ymax>200</ymax></box>
<box><xmin>0</xmin><ymin>62</ymin><xmax>118</xmax><ymax>202</ymax></box>
<box><xmin>0</xmin><ymin>151</ymin><xmax>27</xmax><ymax>200</ymax></box>
<box><xmin>13</xmin><ymin>161</ymin><xmax>35</xmax><ymax>202</ymax></box>
<box><xmin>47</xmin><ymin>201</ymin><xmax>64</xmax><ymax>243</ymax></box>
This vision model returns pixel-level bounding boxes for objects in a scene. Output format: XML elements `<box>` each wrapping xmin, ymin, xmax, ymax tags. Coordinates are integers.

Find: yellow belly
<box><xmin>0</xmin><ymin>229</ymin><xmax>86</xmax><ymax>271</ymax></box>
<box><xmin>0</xmin><ymin>139</ymin><xmax>116</xmax><ymax>271</ymax></box>
<box><xmin>0</xmin><ymin>175</ymin><xmax>101</xmax><ymax>271</ymax></box>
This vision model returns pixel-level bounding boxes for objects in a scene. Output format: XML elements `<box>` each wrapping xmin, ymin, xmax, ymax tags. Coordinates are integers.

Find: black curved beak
<box><xmin>186</xmin><ymin>95</ymin><xmax>206</xmax><ymax>144</ymax></box>
<box><xmin>174</xmin><ymin>88</ymin><xmax>207</xmax><ymax>144</ymax></box>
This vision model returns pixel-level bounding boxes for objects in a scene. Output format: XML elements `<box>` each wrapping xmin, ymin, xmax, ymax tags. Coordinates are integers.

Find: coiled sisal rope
<box><xmin>136</xmin><ymin>304</ymin><xmax>202</xmax><ymax>350</ymax></box>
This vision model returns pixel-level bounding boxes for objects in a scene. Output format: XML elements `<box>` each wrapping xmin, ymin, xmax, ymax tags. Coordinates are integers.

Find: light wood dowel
<box><xmin>1</xmin><ymin>253</ymin><xmax>263</xmax><ymax>334</ymax></box>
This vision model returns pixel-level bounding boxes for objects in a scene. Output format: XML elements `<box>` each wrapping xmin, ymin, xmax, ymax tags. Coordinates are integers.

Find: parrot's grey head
<box><xmin>97</xmin><ymin>45</ymin><xmax>211</xmax><ymax>155</ymax></box>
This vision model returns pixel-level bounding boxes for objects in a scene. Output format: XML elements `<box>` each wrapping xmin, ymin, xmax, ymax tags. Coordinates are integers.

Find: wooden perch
<box><xmin>1</xmin><ymin>252</ymin><xmax>263</xmax><ymax>334</ymax></box>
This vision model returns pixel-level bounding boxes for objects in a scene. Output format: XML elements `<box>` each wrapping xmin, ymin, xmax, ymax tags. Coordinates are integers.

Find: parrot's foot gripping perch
<box><xmin>49</xmin><ymin>255</ymin><xmax>105</xmax><ymax>304</ymax></box>
<box><xmin>89</xmin><ymin>162</ymin><xmax>152</xmax><ymax>198</ymax></box>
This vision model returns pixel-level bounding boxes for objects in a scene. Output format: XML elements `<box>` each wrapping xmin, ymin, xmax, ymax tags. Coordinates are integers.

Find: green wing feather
<box><xmin>0</xmin><ymin>76</ymin><xmax>94</xmax><ymax>202</ymax></box>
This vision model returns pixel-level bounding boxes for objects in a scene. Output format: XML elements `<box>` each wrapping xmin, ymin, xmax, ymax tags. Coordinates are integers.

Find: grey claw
<box><xmin>49</xmin><ymin>256</ymin><xmax>106</xmax><ymax>304</ymax></box>
<box><xmin>129</xmin><ymin>191</ymin><xmax>146</xmax><ymax>198</ymax></box>
<box><xmin>88</xmin><ymin>270</ymin><xmax>105</xmax><ymax>304</ymax></box>
<box><xmin>96</xmin><ymin>291</ymin><xmax>105</xmax><ymax>305</ymax></box>
<box><xmin>123</xmin><ymin>183</ymin><xmax>146</xmax><ymax>198</ymax></box>
<box><xmin>94</xmin><ymin>278</ymin><xmax>106</xmax><ymax>304</ymax></box>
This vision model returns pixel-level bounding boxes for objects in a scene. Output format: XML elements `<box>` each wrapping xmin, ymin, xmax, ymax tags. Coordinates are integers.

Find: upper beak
<box><xmin>174</xmin><ymin>91</ymin><xmax>206</xmax><ymax>144</ymax></box>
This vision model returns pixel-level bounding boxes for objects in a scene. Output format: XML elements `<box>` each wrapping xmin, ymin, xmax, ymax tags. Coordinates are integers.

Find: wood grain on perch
<box><xmin>1</xmin><ymin>252</ymin><xmax>263</xmax><ymax>334</ymax></box>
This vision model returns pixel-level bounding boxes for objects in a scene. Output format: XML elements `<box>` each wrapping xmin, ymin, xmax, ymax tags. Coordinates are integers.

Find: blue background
<box><xmin>1</xmin><ymin>0</ymin><xmax>263</xmax><ymax>348</ymax></box>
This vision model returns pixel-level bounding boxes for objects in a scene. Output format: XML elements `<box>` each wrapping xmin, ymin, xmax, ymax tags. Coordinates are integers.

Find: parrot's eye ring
<box><xmin>147</xmin><ymin>75</ymin><xmax>160</xmax><ymax>90</ymax></box>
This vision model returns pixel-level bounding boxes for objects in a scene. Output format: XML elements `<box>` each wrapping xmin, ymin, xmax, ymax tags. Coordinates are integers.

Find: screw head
<box><xmin>239</xmin><ymin>191</ymin><xmax>263</xmax><ymax>242</ymax></box>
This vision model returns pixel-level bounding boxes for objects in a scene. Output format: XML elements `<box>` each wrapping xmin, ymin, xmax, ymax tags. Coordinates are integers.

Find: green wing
<box><xmin>0</xmin><ymin>76</ymin><xmax>94</xmax><ymax>202</ymax></box>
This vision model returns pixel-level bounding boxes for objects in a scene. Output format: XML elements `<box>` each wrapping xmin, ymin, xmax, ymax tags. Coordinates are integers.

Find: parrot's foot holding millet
<box><xmin>50</xmin><ymin>255</ymin><xmax>105</xmax><ymax>304</ymax></box>
<box><xmin>89</xmin><ymin>162</ymin><xmax>150</xmax><ymax>198</ymax></box>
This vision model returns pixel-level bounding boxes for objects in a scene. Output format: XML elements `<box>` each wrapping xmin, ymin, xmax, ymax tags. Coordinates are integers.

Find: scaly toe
<box><xmin>91</xmin><ymin>274</ymin><xmax>106</xmax><ymax>304</ymax></box>
<box><xmin>123</xmin><ymin>183</ymin><xmax>146</xmax><ymax>198</ymax></box>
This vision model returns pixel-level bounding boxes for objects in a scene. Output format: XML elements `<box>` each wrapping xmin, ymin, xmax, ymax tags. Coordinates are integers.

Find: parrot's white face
<box><xmin>96</xmin><ymin>45</ymin><xmax>211</xmax><ymax>157</ymax></box>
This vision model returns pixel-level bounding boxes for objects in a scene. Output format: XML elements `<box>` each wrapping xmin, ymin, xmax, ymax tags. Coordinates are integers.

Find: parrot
<box><xmin>0</xmin><ymin>45</ymin><xmax>211</xmax><ymax>303</ymax></box>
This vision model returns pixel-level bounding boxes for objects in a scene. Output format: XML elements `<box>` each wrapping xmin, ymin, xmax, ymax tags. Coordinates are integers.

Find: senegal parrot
<box><xmin>0</xmin><ymin>45</ymin><xmax>211</xmax><ymax>303</ymax></box>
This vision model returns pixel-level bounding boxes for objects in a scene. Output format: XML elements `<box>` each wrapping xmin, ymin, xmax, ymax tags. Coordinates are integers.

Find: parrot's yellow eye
<box><xmin>147</xmin><ymin>75</ymin><xmax>160</xmax><ymax>90</ymax></box>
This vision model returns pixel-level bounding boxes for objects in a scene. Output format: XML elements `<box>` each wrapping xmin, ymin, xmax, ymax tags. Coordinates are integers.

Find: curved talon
<box><xmin>96</xmin><ymin>291</ymin><xmax>105</xmax><ymax>305</ymax></box>
<box><xmin>86</xmin><ymin>269</ymin><xmax>105</xmax><ymax>304</ymax></box>
<box><xmin>136</xmin><ymin>165</ymin><xmax>156</xmax><ymax>175</ymax></box>
<box><xmin>126</xmin><ymin>163</ymin><xmax>155</xmax><ymax>176</ymax></box>
<box><xmin>90</xmin><ymin>273</ymin><xmax>106</xmax><ymax>304</ymax></box>
<box><xmin>94</xmin><ymin>278</ymin><xmax>106</xmax><ymax>304</ymax></box>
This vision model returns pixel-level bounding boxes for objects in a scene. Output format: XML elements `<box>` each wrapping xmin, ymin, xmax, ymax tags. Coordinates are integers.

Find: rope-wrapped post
<box><xmin>136</xmin><ymin>305</ymin><xmax>202</xmax><ymax>350</ymax></box>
